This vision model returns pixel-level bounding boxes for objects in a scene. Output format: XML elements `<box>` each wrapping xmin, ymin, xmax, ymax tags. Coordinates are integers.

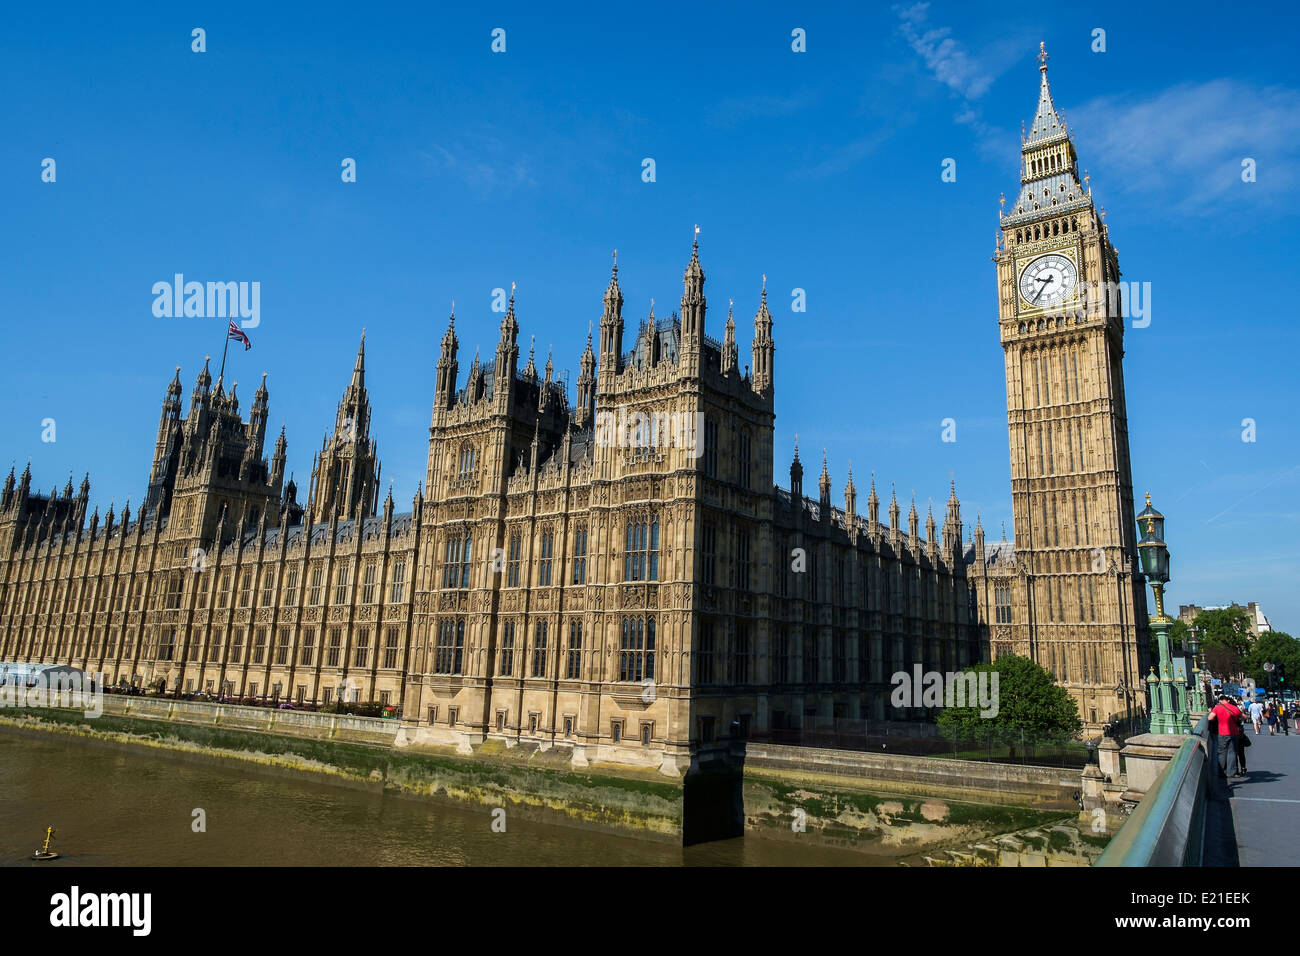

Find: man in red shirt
<box><xmin>1210</xmin><ymin>694</ymin><xmax>1247</xmax><ymax>777</ymax></box>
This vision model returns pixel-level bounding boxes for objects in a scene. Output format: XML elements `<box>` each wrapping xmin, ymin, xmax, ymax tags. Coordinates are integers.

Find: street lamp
<box><xmin>1187</xmin><ymin>626</ymin><xmax>1208</xmax><ymax>715</ymax></box>
<box><xmin>1137</xmin><ymin>493</ymin><xmax>1191</xmax><ymax>734</ymax></box>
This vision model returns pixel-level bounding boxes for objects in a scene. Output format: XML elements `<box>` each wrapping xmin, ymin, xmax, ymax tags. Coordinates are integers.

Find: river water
<box><xmin>0</xmin><ymin>727</ymin><xmax>880</xmax><ymax>866</ymax></box>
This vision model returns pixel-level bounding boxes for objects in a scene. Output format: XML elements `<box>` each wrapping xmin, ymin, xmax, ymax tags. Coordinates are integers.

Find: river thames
<box><xmin>0</xmin><ymin>727</ymin><xmax>881</xmax><ymax>866</ymax></box>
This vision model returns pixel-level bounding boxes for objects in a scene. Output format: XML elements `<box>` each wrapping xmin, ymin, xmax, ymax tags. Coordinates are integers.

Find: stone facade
<box><xmin>0</xmin><ymin>47</ymin><xmax>1150</xmax><ymax>775</ymax></box>
<box><xmin>0</xmin><ymin>246</ymin><xmax>980</xmax><ymax>777</ymax></box>
<box><xmin>967</xmin><ymin>46</ymin><xmax>1151</xmax><ymax>728</ymax></box>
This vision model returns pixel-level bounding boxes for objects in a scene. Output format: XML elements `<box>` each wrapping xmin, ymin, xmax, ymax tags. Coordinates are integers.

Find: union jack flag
<box><xmin>227</xmin><ymin>319</ymin><xmax>251</xmax><ymax>351</ymax></box>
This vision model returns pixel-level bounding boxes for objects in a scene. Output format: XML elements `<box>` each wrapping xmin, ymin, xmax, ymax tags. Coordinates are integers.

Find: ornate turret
<box><xmin>467</xmin><ymin>348</ymin><xmax>485</xmax><ymax>403</ymax></box>
<box><xmin>145</xmin><ymin>365</ymin><xmax>187</xmax><ymax>520</ymax></box>
<box><xmin>249</xmin><ymin>372</ymin><xmax>270</xmax><ymax>450</ymax></box>
<box><xmin>575</xmin><ymin>325</ymin><xmax>596</xmax><ymax>426</ymax></box>
<box><xmin>752</xmin><ymin>274</ymin><xmax>774</xmax><ymax>394</ymax></box>
<box><xmin>191</xmin><ymin>356</ymin><xmax>212</xmax><ymax>409</ymax></box>
<box><xmin>943</xmin><ymin>479</ymin><xmax>962</xmax><ymax>555</ymax></box>
<box><xmin>844</xmin><ymin>464</ymin><xmax>858</xmax><ymax>528</ymax></box>
<box><xmin>435</xmin><ymin>305</ymin><xmax>459</xmax><ymax>410</ymax></box>
<box><xmin>522</xmin><ymin>335</ymin><xmax>538</xmax><ymax>384</ymax></box>
<box><xmin>495</xmin><ymin>284</ymin><xmax>520</xmax><ymax>391</ymax></box>
<box><xmin>598</xmin><ymin>252</ymin><xmax>624</xmax><ymax>375</ymax></box>
<box><xmin>679</xmin><ymin>227</ymin><xmax>706</xmax><ymax>361</ymax></box>
<box><xmin>270</xmin><ymin>425</ymin><xmax>287</xmax><ymax>493</ymax></box>
<box><xmin>867</xmin><ymin>473</ymin><xmax>880</xmax><ymax>530</ymax></box>
<box><xmin>818</xmin><ymin>450</ymin><xmax>831</xmax><ymax>513</ymax></box>
<box><xmin>308</xmin><ymin>332</ymin><xmax>381</xmax><ymax>524</ymax></box>
<box><xmin>721</xmin><ymin>300</ymin><xmax>738</xmax><ymax>375</ymax></box>
<box><xmin>889</xmin><ymin>484</ymin><xmax>902</xmax><ymax>551</ymax></box>
<box><xmin>790</xmin><ymin>435</ymin><xmax>803</xmax><ymax>500</ymax></box>
<box><xmin>908</xmin><ymin>494</ymin><xmax>921</xmax><ymax>551</ymax></box>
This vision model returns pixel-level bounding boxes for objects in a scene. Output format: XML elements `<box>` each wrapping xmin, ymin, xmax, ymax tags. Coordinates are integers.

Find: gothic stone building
<box><xmin>966</xmin><ymin>45</ymin><xmax>1151</xmax><ymax>726</ymax></box>
<box><xmin>0</xmin><ymin>49</ymin><xmax>1148</xmax><ymax>776</ymax></box>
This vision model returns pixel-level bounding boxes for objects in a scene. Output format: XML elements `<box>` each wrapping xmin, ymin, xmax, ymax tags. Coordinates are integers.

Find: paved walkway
<box><xmin>1227</xmin><ymin>726</ymin><xmax>1300</xmax><ymax>866</ymax></box>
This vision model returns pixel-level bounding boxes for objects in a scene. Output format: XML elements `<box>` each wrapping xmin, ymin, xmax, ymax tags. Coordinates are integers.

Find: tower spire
<box><xmin>680</xmin><ymin>225</ymin><xmax>706</xmax><ymax>360</ymax></box>
<box><xmin>599</xmin><ymin>253</ymin><xmax>624</xmax><ymax>372</ymax></box>
<box><xmin>752</xmin><ymin>273</ymin><xmax>774</xmax><ymax>394</ymax></box>
<box><xmin>722</xmin><ymin>299</ymin><xmax>737</xmax><ymax>374</ymax></box>
<box><xmin>351</xmin><ymin>329</ymin><xmax>366</xmax><ymax>390</ymax></box>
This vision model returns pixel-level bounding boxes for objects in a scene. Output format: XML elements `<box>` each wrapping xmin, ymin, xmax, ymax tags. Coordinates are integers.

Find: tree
<box><xmin>1191</xmin><ymin>607</ymin><xmax>1252</xmax><ymax>679</ymax></box>
<box><xmin>936</xmin><ymin>654</ymin><xmax>1082</xmax><ymax>752</ymax></box>
<box><xmin>1194</xmin><ymin>607</ymin><xmax>1253</xmax><ymax>656</ymax></box>
<box><xmin>1243</xmin><ymin>631</ymin><xmax>1300</xmax><ymax>692</ymax></box>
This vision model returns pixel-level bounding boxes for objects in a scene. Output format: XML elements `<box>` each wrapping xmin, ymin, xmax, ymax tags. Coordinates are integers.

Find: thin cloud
<box><xmin>419</xmin><ymin>137</ymin><xmax>536</xmax><ymax>197</ymax></box>
<box><xmin>894</xmin><ymin>2</ymin><xmax>996</xmax><ymax>100</ymax></box>
<box><xmin>892</xmin><ymin>3</ymin><xmax>1033</xmax><ymax>158</ymax></box>
<box><xmin>1068</xmin><ymin>80</ymin><xmax>1300</xmax><ymax>215</ymax></box>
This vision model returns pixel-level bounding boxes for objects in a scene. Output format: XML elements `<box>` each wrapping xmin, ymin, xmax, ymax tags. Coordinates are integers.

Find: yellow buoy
<box><xmin>32</xmin><ymin>827</ymin><xmax>60</xmax><ymax>861</ymax></box>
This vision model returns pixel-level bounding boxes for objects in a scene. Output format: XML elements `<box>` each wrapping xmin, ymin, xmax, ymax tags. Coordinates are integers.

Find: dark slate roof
<box><xmin>1002</xmin><ymin>171</ymin><xmax>1091</xmax><ymax>226</ymax></box>
<box><xmin>965</xmin><ymin>538</ymin><xmax>1016</xmax><ymax>568</ymax></box>
<box><xmin>568</xmin><ymin>428</ymin><xmax>595</xmax><ymax>465</ymax></box>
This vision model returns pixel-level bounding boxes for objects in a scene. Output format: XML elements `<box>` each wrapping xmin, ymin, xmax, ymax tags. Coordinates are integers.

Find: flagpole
<box><xmin>217</xmin><ymin>314</ymin><xmax>232</xmax><ymax>386</ymax></box>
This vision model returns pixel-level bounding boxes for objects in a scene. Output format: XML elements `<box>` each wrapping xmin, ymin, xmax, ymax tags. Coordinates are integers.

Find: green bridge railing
<box><xmin>1094</xmin><ymin>715</ymin><xmax>1212</xmax><ymax>867</ymax></box>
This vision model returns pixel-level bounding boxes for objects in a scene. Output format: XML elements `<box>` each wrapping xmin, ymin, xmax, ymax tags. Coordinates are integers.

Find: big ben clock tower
<box><xmin>991</xmin><ymin>43</ymin><xmax>1150</xmax><ymax>726</ymax></box>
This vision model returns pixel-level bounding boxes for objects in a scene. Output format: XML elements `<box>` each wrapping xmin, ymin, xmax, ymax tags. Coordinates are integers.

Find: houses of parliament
<box><xmin>0</xmin><ymin>48</ymin><xmax>1148</xmax><ymax>774</ymax></box>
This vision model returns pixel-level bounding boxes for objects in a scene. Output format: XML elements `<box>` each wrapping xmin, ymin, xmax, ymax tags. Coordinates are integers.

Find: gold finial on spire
<box><xmin>1038</xmin><ymin>41</ymin><xmax>1049</xmax><ymax>72</ymax></box>
<box><xmin>1145</xmin><ymin>491</ymin><xmax>1152</xmax><ymax>507</ymax></box>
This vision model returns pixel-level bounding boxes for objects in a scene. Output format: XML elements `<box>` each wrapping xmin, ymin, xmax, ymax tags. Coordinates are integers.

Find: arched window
<box><xmin>619</xmin><ymin>616</ymin><xmax>656</xmax><ymax>682</ymax></box>
<box><xmin>442</xmin><ymin>531</ymin><xmax>473</xmax><ymax>588</ymax></box>
<box><xmin>457</xmin><ymin>445</ymin><xmax>476</xmax><ymax>480</ymax></box>
<box><xmin>624</xmin><ymin>516</ymin><xmax>660</xmax><ymax>581</ymax></box>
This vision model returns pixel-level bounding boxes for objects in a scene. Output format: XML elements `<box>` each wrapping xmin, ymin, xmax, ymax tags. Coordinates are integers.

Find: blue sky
<box><xmin>3</xmin><ymin>1</ymin><xmax>1298</xmax><ymax>630</ymax></box>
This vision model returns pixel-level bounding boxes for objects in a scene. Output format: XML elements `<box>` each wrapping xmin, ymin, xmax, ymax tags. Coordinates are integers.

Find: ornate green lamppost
<box><xmin>1137</xmin><ymin>493</ymin><xmax>1190</xmax><ymax>734</ymax></box>
<box><xmin>1187</xmin><ymin>626</ymin><xmax>1208</xmax><ymax>716</ymax></box>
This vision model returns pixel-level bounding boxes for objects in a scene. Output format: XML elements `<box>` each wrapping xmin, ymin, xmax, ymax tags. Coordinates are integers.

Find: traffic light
<box><xmin>1279</xmin><ymin>664</ymin><xmax>1287</xmax><ymax>686</ymax></box>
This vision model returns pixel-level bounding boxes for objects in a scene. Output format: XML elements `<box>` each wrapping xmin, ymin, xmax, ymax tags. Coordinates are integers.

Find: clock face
<box><xmin>1018</xmin><ymin>253</ymin><xmax>1078</xmax><ymax>309</ymax></box>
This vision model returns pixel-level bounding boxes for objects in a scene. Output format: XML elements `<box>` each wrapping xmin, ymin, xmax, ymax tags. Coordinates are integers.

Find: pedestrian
<box><xmin>1280</xmin><ymin>702</ymin><xmax>1291</xmax><ymax>737</ymax></box>
<box><xmin>1267</xmin><ymin>702</ymin><xmax>1278</xmax><ymax>736</ymax></box>
<box><xmin>1210</xmin><ymin>694</ymin><xmax>1247</xmax><ymax>778</ymax></box>
<box><xmin>1249</xmin><ymin>698</ymin><xmax>1264</xmax><ymax>734</ymax></box>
